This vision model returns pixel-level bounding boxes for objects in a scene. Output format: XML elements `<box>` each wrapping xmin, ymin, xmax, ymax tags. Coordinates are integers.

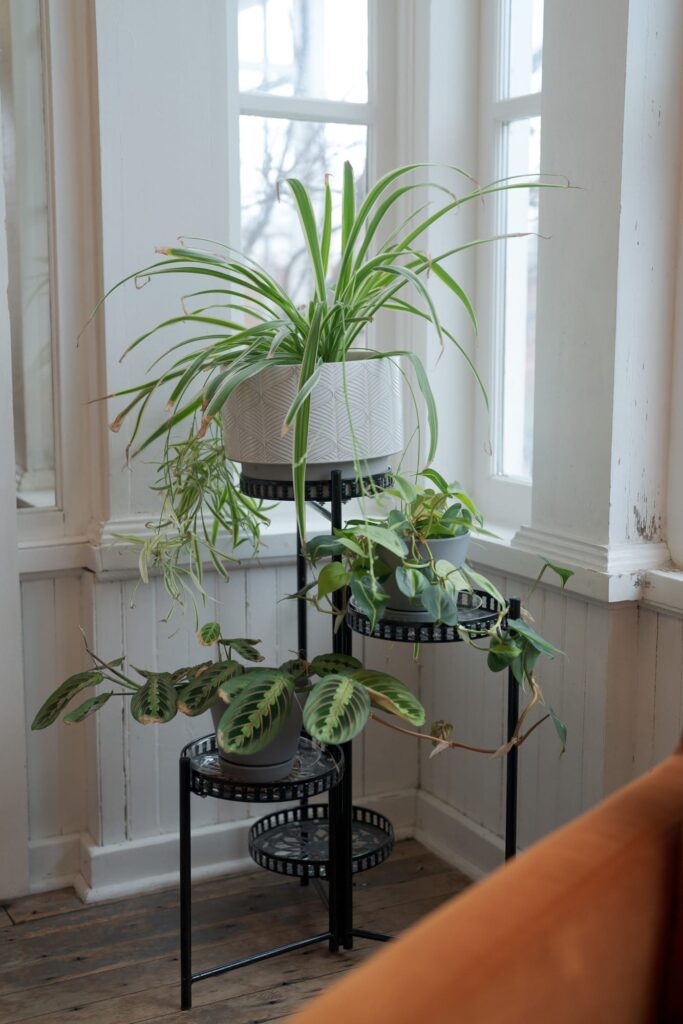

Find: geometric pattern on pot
<box><xmin>223</xmin><ymin>356</ymin><xmax>404</xmax><ymax>465</ymax></box>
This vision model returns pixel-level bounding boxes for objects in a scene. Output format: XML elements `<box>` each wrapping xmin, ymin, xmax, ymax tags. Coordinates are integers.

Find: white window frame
<box><xmin>475</xmin><ymin>0</ymin><xmax>542</xmax><ymax>531</ymax></box>
<box><xmin>15</xmin><ymin>0</ymin><xmax>105</xmax><ymax>547</ymax></box>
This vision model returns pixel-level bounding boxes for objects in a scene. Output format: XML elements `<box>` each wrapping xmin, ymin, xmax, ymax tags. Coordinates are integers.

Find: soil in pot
<box><xmin>210</xmin><ymin>699</ymin><xmax>304</xmax><ymax>783</ymax></box>
<box><xmin>381</xmin><ymin>533</ymin><xmax>471</xmax><ymax>616</ymax></box>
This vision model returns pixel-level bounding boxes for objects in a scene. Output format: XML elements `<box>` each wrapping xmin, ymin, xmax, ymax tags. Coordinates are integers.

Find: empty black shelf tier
<box><xmin>239</xmin><ymin>472</ymin><xmax>393</xmax><ymax>503</ymax></box>
<box><xmin>180</xmin><ymin>734</ymin><xmax>343</xmax><ymax>803</ymax></box>
<box><xmin>346</xmin><ymin>590</ymin><xmax>504</xmax><ymax>643</ymax></box>
<box><xmin>249</xmin><ymin>804</ymin><xmax>394</xmax><ymax>879</ymax></box>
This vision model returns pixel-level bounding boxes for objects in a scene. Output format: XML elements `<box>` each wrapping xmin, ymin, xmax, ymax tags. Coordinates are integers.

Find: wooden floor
<box><xmin>0</xmin><ymin>840</ymin><xmax>470</xmax><ymax>1024</ymax></box>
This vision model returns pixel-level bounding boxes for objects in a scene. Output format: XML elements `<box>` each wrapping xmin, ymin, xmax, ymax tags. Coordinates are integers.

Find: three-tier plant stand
<box><xmin>178</xmin><ymin>469</ymin><xmax>520</xmax><ymax>1011</ymax></box>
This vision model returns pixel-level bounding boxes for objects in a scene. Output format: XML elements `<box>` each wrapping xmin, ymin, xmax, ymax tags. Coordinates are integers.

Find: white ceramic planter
<box><xmin>222</xmin><ymin>354</ymin><xmax>403</xmax><ymax>481</ymax></box>
<box><xmin>210</xmin><ymin>700</ymin><xmax>303</xmax><ymax>783</ymax></box>
<box><xmin>381</xmin><ymin>533</ymin><xmax>471</xmax><ymax>615</ymax></box>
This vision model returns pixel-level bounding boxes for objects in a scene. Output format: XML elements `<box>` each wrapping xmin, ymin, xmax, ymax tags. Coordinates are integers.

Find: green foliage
<box><xmin>131</xmin><ymin>675</ymin><xmax>178</xmax><ymax>725</ymax></box>
<box><xmin>216</xmin><ymin>671</ymin><xmax>294</xmax><ymax>755</ymax></box>
<box><xmin>303</xmin><ymin>675</ymin><xmax>371</xmax><ymax>745</ymax></box>
<box><xmin>63</xmin><ymin>691</ymin><xmax>113</xmax><ymax>724</ymax></box>
<box><xmin>353</xmin><ymin>670</ymin><xmax>425</xmax><ymax>726</ymax></box>
<box><xmin>176</xmin><ymin>661</ymin><xmax>240</xmax><ymax>716</ymax></box>
<box><xmin>308</xmin><ymin>653</ymin><xmax>362</xmax><ymax>676</ymax></box>
<box><xmin>32</xmin><ymin>671</ymin><xmax>104</xmax><ymax>730</ymax></box>
<box><xmin>197</xmin><ymin>622</ymin><xmax>221</xmax><ymax>646</ymax></box>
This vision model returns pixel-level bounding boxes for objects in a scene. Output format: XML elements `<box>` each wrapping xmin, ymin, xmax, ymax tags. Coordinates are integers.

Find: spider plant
<box><xmin>100</xmin><ymin>162</ymin><xmax>565</xmax><ymax>542</ymax></box>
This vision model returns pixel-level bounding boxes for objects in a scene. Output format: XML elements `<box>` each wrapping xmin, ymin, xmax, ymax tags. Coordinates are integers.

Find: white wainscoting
<box><xmin>21</xmin><ymin>561</ymin><xmax>419</xmax><ymax>899</ymax></box>
<box><xmin>20</xmin><ymin>559</ymin><xmax>683</xmax><ymax>898</ymax></box>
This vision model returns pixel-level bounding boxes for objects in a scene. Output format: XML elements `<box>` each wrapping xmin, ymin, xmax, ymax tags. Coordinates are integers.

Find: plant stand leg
<box><xmin>296</xmin><ymin>528</ymin><xmax>310</xmax><ymax>888</ymax></box>
<box><xmin>179</xmin><ymin>754</ymin><xmax>192</xmax><ymax>1010</ymax></box>
<box><xmin>330</xmin><ymin>470</ymin><xmax>354</xmax><ymax>950</ymax></box>
<box><xmin>504</xmin><ymin>596</ymin><xmax>521</xmax><ymax>861</ymax></box>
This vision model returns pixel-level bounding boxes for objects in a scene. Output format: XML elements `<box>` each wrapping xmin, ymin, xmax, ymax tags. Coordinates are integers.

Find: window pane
<box><xmin>499</xmin><ymin>116</ymin><xmax>540</xmax><ymax>481</ymax></box>
<box><xmin>0</xmin><ymin>0</ymin><xmax>56</xmax><ymax>508</ymax></box>
<box><xmin>240</xmin><ymin>115</ymin><xmax>367</xmax><ymax>303</ymax></box>
<box><xmin>504</xmin><ymin>0</ymin><xmax>543</xmax><ymax>98</ymax></box>
<box><xmin>238</xmin><ymin>0</ymin><xmax>368</xmax><ymax>103</ymax></box>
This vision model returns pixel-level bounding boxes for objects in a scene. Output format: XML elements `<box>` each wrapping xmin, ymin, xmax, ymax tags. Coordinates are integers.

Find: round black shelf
<box><xmin>180</xmin><ymin>734</ymin><xmax>343</xmax><ymax>803</ymax></box>
<box><xmin>240</xmin><ymin>471</ymin><xmax>393</xmax><ymax>503</ymax></box>
<box><xmin>347</xmin><ymin>589</ymin><xmax>504</xmax><ymax>643</ymax></box>
<box><xmin>249</xmin><ymin>804</ymin><xmax>394</xmax><ymax>879</ymax></box>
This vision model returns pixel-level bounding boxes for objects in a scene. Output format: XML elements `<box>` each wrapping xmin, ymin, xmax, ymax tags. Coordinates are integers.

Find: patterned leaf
<box><xmin>63</xmin><ymin>691</ymin><xmax>114</xmax><ymax>724</ymax></box>
<box><xmin>308</xmin><ymin>653</ymin><xmax>362</xmax><ymax>677</ymax></box>
<box><xmin>220</xmin><ymin>638</ymin><xmax>264</xmax><ymax>662</ymax></box>
<box><xmin>216</xmin><ymin>671</ymin><xmax>294</xmax><ymax>755</ymax></box>
<box><xmin>217</xmin><ymin>672</ymin><xmax>253</xmax><ymax>707</ymax></box>
<box><xmin>177</xmin><ymin>661</ymin><xmax>241</xmax><ymax>716</ymax></box>
<box><xmin>197</xmin><ymin>622</ymin><xmax>221</xmax><ymax>646</ymax></box>
<box><xmin>279</xmin><ymin>659</ymin><xmax>311</xmax><ymax>685</ymax></box>
<box><xmin>32</xmin><ymin>671</ymin><xmax>104</xmax><ymax>730</ymax></box>
<box><xmin>353</xmin><ymin>670</ymin><xmax>425</xmax><ymax>726</ymax></box>
<box><xmin>303</xmin><ymin>675</ymin><xmax>370</xmax><ymax>745</ymax></box>
<box><xmin>131</xmin><ymin>675</ymin><xmax>177</xmax><ymax>724</ymax></box>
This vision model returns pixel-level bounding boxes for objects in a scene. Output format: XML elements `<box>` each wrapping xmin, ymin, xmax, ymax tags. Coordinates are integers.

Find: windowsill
<box><xmin>16</xmin><ymin>509</ymin><xmax>683</xmax><ymax>616</ymax></box>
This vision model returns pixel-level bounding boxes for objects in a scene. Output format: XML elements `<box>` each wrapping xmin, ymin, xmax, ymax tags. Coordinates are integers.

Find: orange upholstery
<box><xmin>288</xmin><ymin>749</ymin><xmax>683</xmax><ymax>1024</ymax></box>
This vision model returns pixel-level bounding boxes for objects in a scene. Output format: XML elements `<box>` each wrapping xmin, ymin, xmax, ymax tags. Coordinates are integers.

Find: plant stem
<box><xmin>369</xmin><ymin>711</ymin><xmax>550</xmax><ymax>754</ymax></box>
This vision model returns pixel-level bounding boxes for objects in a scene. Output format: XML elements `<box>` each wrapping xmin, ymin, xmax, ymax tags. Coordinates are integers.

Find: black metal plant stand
<box><xmin>178</xmin><ymin>468</ymin><xmax>522</xmax><ymax>1010</ymax></box>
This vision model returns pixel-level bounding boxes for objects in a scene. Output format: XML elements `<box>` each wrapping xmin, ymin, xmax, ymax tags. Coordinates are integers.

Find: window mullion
<box><xmin>239</xmin><ymin>92</ymin><xmax>372</xmax><ymax>126</ymax></box>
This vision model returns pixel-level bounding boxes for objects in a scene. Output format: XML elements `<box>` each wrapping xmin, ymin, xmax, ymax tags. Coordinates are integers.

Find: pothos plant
<box><xmin>302</xmin><ymin>469</ymin><xmax>574</xmax><ymax>752</ymax></box>
<box><xmin>30</xmin><ymin>625</ymin><xmax>427</xmax><ymax>754</ymax></box>
<box><xmin>305</xmin><ymin>469</ymin><xmax>492</xmax><ymax>628</ymax></box>
<box><xmin>95</xmin><ymin>161</ymin><xmax>566</xmax><ymax>587</ymax></box>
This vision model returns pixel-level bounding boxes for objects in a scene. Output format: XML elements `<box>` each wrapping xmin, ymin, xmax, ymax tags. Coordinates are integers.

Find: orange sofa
<box><xmin>288</xmin><ymin>748</ymin><xmax>683</xmax><ymax>1023</ymax></box>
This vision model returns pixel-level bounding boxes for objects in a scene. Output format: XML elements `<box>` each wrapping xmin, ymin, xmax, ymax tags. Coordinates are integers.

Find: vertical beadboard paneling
<box><xmin>122</xmin><ymin>580</ymin><xmax>161</xmax><ymax>840</ymax></box>
<box><xmin>651</xmin><ymin>612</ymin><xmax>683</xmax><ymax>762</ymax></box>
<box><xmin>93</xmin><ymin>580</ymin><xmax>128</xmax><ymax>846</ymax></box>
<box><xmin>362</xmin><ymin>637</ymin><xmax>419</xmax><ymax>797</ymax></box>
<box><xmin>53</xmin><ymin>575</ymin><xmax>88</xmax><ymax>836</ymax></box>
<box><xmin>23</xmin><ymin>579</ymin><xmax>60</xmax><ymax>839</ymax></box>
<box><xmin>632</xmin><ymin>606</ymin><xmax>659</xmax><ymax>777</ymax></box>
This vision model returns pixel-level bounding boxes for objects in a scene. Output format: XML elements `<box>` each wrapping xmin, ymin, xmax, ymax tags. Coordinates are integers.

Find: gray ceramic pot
<box><xmin>381</xmin><ymin>533</ymin><xmax>471</xmax><ymax>616</ymax></box>
<box><xmin>210</xmin><ymin>699</ymin><xmax>303</xmax><ymax>783</ymax></box>
<box><xmin>222</xmin><ymin>353</ymin><xmax>404</xmax><ymax>481</ymax></box>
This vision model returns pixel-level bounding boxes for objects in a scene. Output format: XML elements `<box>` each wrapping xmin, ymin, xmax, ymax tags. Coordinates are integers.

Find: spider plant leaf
<box><xmin>352</xmin><ymin>670</ymin><xmax>425</xmax><ymax>726</ymax></box>
<box><xmin>132</xmin><ymin>397</ymin><xmax>202</xmax><ymax>457</ymax></box>
<box><xmin>63</xmin><ymin>691</ymin><xmax>114</xmax><ymax>724</ymax></box>
<box><xmin>216</xmin><ymin>671</ymin><xmax>294</xmax><ymax>755</ymax></box>
<box><xmin>204</xmin><ymin>358</ymin><xmax>272</xmax><ymax>417</ymax></box>
<box><xmin>32</xmin><ymin>671</ymin><xmax>104</xmax><ymax>730</ymax></box>
<box><xmin>130</xmin><ymin>675</ymin><xmax>178</xmax><ymax>724</ymax></box>
<box><xmin>283</xmin><ymin>364</ymin><xmax>322</xmax><ymax>431</ymax></box>
<box><xmin>423</xmin><ymin>259</ymin><xmax>478</xmax><ymax>335</ymax></box>
<box><xmin>372</xmin><ymin>351</ymin><xmax>438</xmax><ymax>465</ymax></box>
<box><xmin>308</xmin><ymin>653</ymin><xmax>363</xmax><ymax>677</ymax></box>
<box><xmin>341</xmin><ymin>161</ymin><xmax>355</xmax><ymax>260</ymax></box>
<box><xmin>303</xmin><ymin>674</ymin><xmax>370</xmax><ymax>745</ymax></box>
<box><xmin>321</xmin><ymin>175</ymin><xmax>332</xmax><ymax>275</ymax></box>
<box><xmin>293</xmin><ymin>304</ymin><xmax>324</xmax><ymax>539</ymax></box>
<box><xmin>286</xmin><ymin>177</ymin><xmax>327</xmax><ymax>301</ymax></box>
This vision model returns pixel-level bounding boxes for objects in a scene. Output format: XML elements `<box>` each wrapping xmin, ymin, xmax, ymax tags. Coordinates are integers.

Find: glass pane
<box><xmin>504</xmin><ymin>0</ymin><xmax>543</xmax><ymax>98</ymax></box>
<box><xmin>499</xmin><ymin>116</ymin><xmax>540</xmax><ymax>481</ymax></box>
<box><xmin>240</xmin><ymin>115</ymin><xmax>367</xmax><ymax>304</ymax></box>
<box><xmin>238</xmin><ymin>0</ymin><xmax>368</xmax><ymax>103</ymax></box>
<box><xmin>0</xmin><ymin>0</ymin><xmax>56</xmax><ymax>508</ymax></box>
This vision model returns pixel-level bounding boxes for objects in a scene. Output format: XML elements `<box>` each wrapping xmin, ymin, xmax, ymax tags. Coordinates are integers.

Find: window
<box><xmin>0</xmin><ymin>0</ymin><xmax>57</xmax><ymax>509</ymax></box>
<box><xmin>476</xmin><ymin>0</ymin><xmax>543</xmax><ymax>526</ymax></box>
<box><xmin>237</xmin><ymin>0</ymin><xmax>370</xmax><ymax>304</ymax></box>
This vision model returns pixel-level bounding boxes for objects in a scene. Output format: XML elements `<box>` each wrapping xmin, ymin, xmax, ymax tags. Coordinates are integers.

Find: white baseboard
<box><xmin>414</xmin><ymin>791</ymin><xmax>504</xmax><ymax>880</ymax></box>
<box><xmin>28</xmin><ymin>789</ymin><xmax>418</xmax><ymax>903</ymax></box>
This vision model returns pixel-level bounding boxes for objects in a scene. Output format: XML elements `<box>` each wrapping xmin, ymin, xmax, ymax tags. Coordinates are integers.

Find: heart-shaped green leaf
<box><xmin>356</xmin><ymin>523</ymin><xmax>408</xmax><ymax>558</ymax></box>
<box><xmin>317</xmin><ymin>561</ymin><xmax>350</xmax><ymax>600</ymax></box>
<box><xmin>395</xmin><ymin>566</ymin><xmax>427</xmax><ymax>599</ymax></box>
<box><xmin>350</xmin><ymin>574</ymin><xmax>389</xmax><ymax>628</ymax></box>
<box><xmin>63</xmin><ymin>691</ymin><xmax>113</xmax><ymax>724</ymax></box>
<box><xmin>32</xmin><ymin>671</ymin><xmax>104</xmax><ymax>730</ymax></box>
<box><xmin>216</xmin><ymin>671</ymin><xmax>294</xmax><ymax>755</ymax></box>
<box><xmin>421</xmin><ymin>583</ymin><xmax>458</xmax><ymax>625</ymax></box>
<box><xmin>131</xmin><ymin>675</ymin><xmax>177</xmax><ymax>724</ymax></box>
<box><xmin>352</xmin><ymin>670</ymin><xmax>425</xmax><ymax>726</ymax></box>
<box><xmin>308</xmin><ymin>653</ymin><xmax>362</xmax><ymax>677</ymax></box>
<box><xmin>303</xmin><ymin>674</ymin><xmax>370</xmax><ymax>744</ymax></box>
<box><xmin>508</xmin><ymin>618</ymin><xmax>561</xmax><ymax>658</ymax></box>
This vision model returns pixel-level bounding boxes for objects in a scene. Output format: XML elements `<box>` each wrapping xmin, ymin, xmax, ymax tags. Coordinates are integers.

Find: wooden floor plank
<box><xmin>0</xmin><ymin>841</ymin><xmax>469</xmax><ymax>1024</ymax></box>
